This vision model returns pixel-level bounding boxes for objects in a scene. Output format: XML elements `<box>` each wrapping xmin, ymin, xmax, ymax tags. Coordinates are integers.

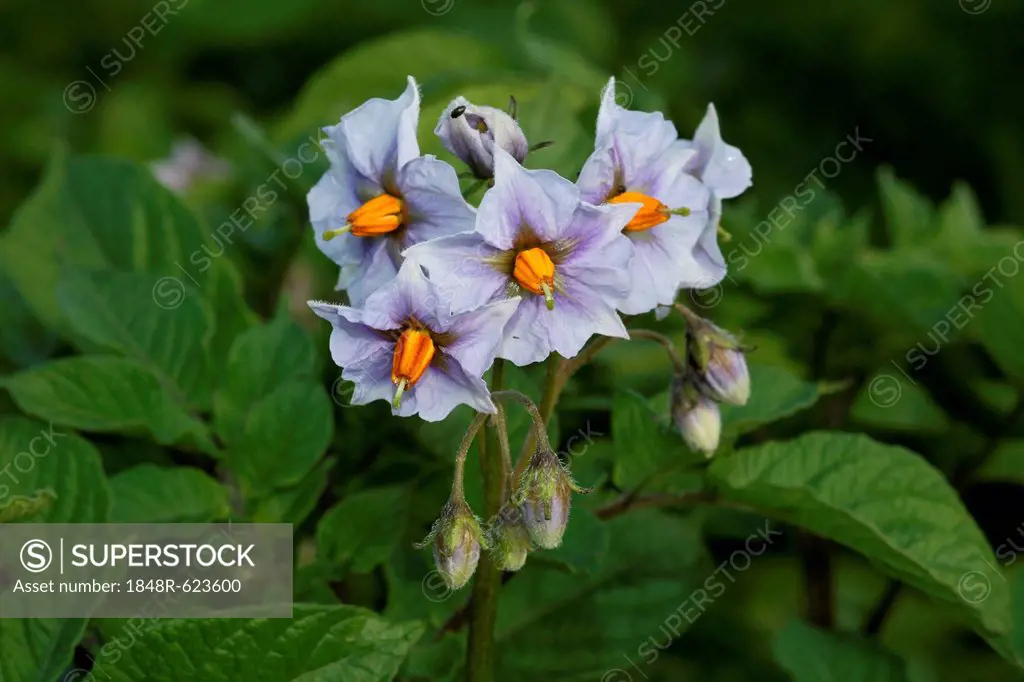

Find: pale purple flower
<box><xmin>435</xmin><ymin>97</ymin><xmax>528</xmax><ymax>179</ymax></box>
<box><xmin>404</xmin><ymin>147</ymin><xmax>635</xmax><ymax>366</ymax></box>
<box><xmin>577</xmin><ymin>77</ymin><xmax>750</xmax><ymax>315</ymax></box>
<box><xmin>308</xmin><ymin>261</ymin><xmax>517</xmax><ymax>422</ymax></box>
<box><xmin>307</xmin><ymin>76</ymin><xmax>475</xmax><ymax>307</ymax></box>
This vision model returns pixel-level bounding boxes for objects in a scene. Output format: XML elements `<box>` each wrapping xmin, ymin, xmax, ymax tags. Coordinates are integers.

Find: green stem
<box><xmin>466</xmin><ymin>360</ymin><xmax>506</xmax><ymax>682</ymax></box>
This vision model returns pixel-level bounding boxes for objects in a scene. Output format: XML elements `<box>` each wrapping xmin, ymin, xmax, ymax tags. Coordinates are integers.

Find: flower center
<box><xmin>323</xmin><ymin>193</ymin><xmax>405</xmax><ymax>240</ymax></box>
<box><xmin>391</xmin><ymin>328</ymin><xmax>435</xmax><ymax>407</ymax></box>
<box><xmin>513</xmin><ymin>247</ymin><xmax>556</xmax><ymax>310</ymax></box>
<box><xmin>608</xmin><ymin>191</ymin><xmax>690</xmax><ymax>232</ymax></box>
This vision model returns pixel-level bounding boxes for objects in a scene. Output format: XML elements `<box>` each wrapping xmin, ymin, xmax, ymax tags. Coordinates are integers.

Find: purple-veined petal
<box><xmin>559</xmin><ymin>201</ymin><xmax>636</xmax><ymax>274</ymax></box>
<box><xmin>477</xmin><ymin>148</ymin><xmax>579</xmax><ymax>249</ymax></box>
<box><xmin>341</xmin><ymin>350</ymin><xmax>397</xmax><ymax>408</ymax></box>
<box><xmin>338</xmin><ymin>238</ymin><xmax>400</xmax><ymax>309</ymax></box>
<box><xmin>360</xmin><ymin>259</ymin><xmax>446</xmax><ymax>331</ymax></box>
<box><xmin>403</xmin><ymin>233</ymin><xmax>509</xmax><ymax>315</ymax></box>
<box><xmin>397</xmin><ymin>155</ymin><xmax>476</xmax><ymax>249</ymax></box>
<box><xmin>336</xmin><ymin>76</ymin><xmax>421</xmax><ymax>187</ymax></box>
<box><xmin>576</xmin><ymin>143</ymin><xmax>618</xmax><ymax>205</ymax></box>
<box><xmin>618</xmin><ymin>218</ymin><xmax>704</xmax><ymax>315</ymax></box>
<box><xmin>444</xmin><ymin>298</ymin><xmax>520</xmax><ymax>377</ymax></box>
<box><xmin>396</xmin><ymin>361</ymin><xmax>496</xmax><ymax>422</ymax></box>
<box><xmin>307</xmin><ymin>301</ymin><xmax>393</xmax><ymax>368</ymax></box>
<box><xmin>498</xmin><ymin>281</ymin><xmax>628</xmax><ymax>366</ymax></box>
<box><xmin>595</xmin><ymin>78</ymin><xmax>679</xmax><ymax>183</ymax></box>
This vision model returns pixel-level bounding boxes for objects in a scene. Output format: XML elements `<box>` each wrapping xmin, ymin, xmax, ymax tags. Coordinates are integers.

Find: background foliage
<box><xmin>2</xmin><ymin>0</ymin><xmax>1023</xmax><ymax>681</ymax></box>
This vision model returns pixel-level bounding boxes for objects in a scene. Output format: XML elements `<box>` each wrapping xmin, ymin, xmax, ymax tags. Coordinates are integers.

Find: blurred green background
<box><xmin>2</xmin><ymin>1</ymin><xmax>1024</xmax><ymax>681</ymax></box>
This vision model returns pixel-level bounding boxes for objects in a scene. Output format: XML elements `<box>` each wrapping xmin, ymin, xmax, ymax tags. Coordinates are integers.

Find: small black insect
<box><xmin>450</xmin><ymin>105</ymin><xmax>467</xmax><ymax>119</ymax></box>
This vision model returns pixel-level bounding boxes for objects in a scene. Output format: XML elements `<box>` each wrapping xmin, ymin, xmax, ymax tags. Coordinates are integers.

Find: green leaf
<box><xmin>0</xmin><ymin>618</ymin><xmax>89</xmax><ymax>682</ymax></box>
<box><xmin>773</xmin><ymin>620</ymin><xmax>908</xmax><ymax>682</ymax></box>
<box><xmin>0</xmin><ymin>151</ymin><xmax>250</xmax><ymax>340</ymax></box>
<box><xmin>709</xmin><ymin>431</ymin><xmax>1012</xmax><ymax>636</ymax></box>
<box><xmin>1</xmin><ymin>356</ymin><xmax>212</xmax><ymax>451</ymax></box>
<box><xmin>276</xmin><ymin>29</ymin><xmax>508</xmax><ymax>142</ymax></box>
<box><xmin>0</xmin><ymin>273</ymin><xmax>58</xmax><ymax>368</ymax></box>
<box><xmin>317</xmin><ymin>486</ymin><xmax>409</xmax><ymax>574</ymax></box>
<box><xmin>493</xmin><ymin>510</ymin><xmax>710</xmax><ymax>681</ymax></box>
<box><xmin>58</xmin><ymin>269</ymin><xmax>215</xmax><ymax>409</ymax></box>
<box><xmin>986</xmin><ymin>570</ymin><xmax>1024</xmax><ymax>669</ymax></box>
<box><xmin>226</xmin><ymin>379</ymin><xmax>333</xmax><ymax>494</ymax></box>
<box><xmin>969</xmin><ymin>274</ymin><xmax>1024</xmax><ymax>380</ymax></box>
<box><xmin>720</xmin><ymin>364</ymin><xmax>823</xmax><ymax>436</ymax></box>
<box><xmin>0</xmin><ymin>416</ymin><xmax>110</xmax><ymax>523</ymax></box>
<box><xmin>252</xmin><ymin>458</ymin><xmax>335</xmax><ymax>525</ymax></box>
<box><xmin>214</xmin><ymin>314</ymin><xmax>317</xmax><ymax>445</ymax></box>
<box><xmin>878</xmin><ymin>166</ymin><xmax>934</xmax><ymax>249</ymax></box>
<box><xmin>109</xmin><ymin>464</ymin><xmax>231</xmax><ymax>523</ymax></box>
<box><xmin>98</xmin><ymin>604</ymin><xmax>424</xmax><ymax>682</ymax></box>
<box><xmin>611</xmin><ymin>389</ymin><xmax>690</xmax><ymax>490</ymax></box>
<box><xmin>537</xmin><ymin>507</ymin><xmax>610</xmax><ymax>574</ymax></box>
<box><xmin>828</xmin><ymin>250</ymin><xmax>965</xmax><ymax>332</ymax></box>
<box><xmin>851</xmin><ymin>371</ymin><xmax>950</xmax><ymax>433</ymax></box>
<box><xmin>0</xmin><ymin>417</ymin><xmax>108</xmax><ymax>682</ymax></box>
<box><xmin>976</xmin><ymin>440</ymin><xmax>1024</xmax><ymax>486</ymax></box>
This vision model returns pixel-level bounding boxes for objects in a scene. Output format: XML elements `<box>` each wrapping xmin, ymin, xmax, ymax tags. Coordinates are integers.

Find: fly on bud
<box><xmin>686</xmin><ymin>313</ymin><xmax>751</xmax><ymax>406</ymax></box>
<box><xmin>513</xmin><ymin>448</ymin><xmax>588</xmax><ymax>549</ymax></box>
<box><xmin>435</xmin><ymin>96</ymin><xmax>529</xmax><ymax>179</ymax></box>
<box><xmin>418</xmin><ymin>498</ymin><xmax>487</xmax><ymax>590</ymax></box>
<box><xmin>671</xmin><ymin>375</ymin><xmax>722</xmax><ymax>457</ymax></box>
<box><xmin>488</xmin><ymin>511</ymin><xmax>531</xmax><ymax>572</ymax></box>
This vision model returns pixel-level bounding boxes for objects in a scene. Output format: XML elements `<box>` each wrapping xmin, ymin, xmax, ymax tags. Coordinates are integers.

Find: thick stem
<box><xmin>466</xmin><ymin>360</ymin><xmax>507</xmax><ymax>682</ymax></box>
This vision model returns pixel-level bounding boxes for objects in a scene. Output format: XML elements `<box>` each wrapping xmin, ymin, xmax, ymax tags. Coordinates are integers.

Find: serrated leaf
<box><xmin>878</xmin><ymin>166</ymin><xmax>934</xmax><ymax>249</ymax></box>
<box><xmin>58</xmin><ymin>269</ymin><xmax>215</xmax><ymax>409</ymax></box>
<box><xmin>226</xmin><ymin>379</ymin><xmax>333</xmax><ymax>494</ymax></box>
<box><xmin>709</xmin><ymin>431</ymin><xmax>1012</xmax><ymax>636</ymax></box>
<box><xmin>0</xmin><ymin>355</ymin><xmax>212</xmax><ymax>452</ymax></box>
<box><xmin>317</xmin><ymin>486</ymin><xmax>409</xmax><ymax>574</ymax></box>
<box><xmin>98</xmin><ymin>605</ymin><xmax>424</xmax><ymax>682</ymax></box>
<box><xmin>109</xmin><ymin>464</ymin><xmax>231</xmax><ymax>523</ymax></box>
<box><xmin>773</xmin><ymin>620</ymin><xmax>908</xmax><ymax>682</ymax></box>
<box><xmin>214</xmin><ymin>314</ymin><xmax>317</xmax><ymax>445</ymax></box>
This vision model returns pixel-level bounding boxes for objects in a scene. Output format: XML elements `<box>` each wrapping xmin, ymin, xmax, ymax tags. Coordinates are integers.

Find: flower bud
<box><xmin>422</xmin><ymin>498</ymin><xmax>485</xmax><ymax>590</ymax></box>
<box><xmin>671</xmin><ymin>376</ymin><xmax>722</xmax><ymax>457</ymax></box>
<box><xmin>685</xmin><ymin>314</ymin><xmax>750</xmax><ymax>405</ymax></box>
<box><xmin>703</xmin><ymin>345</ymin><xmax>750</xmax><ymax>406</ymax></box>
<box><xmin>435</xmin><ymin>97</ymin><xmax>529</xmax><ymax>179</ymax></box>
<box><xmin>513</xmin><ymin>448</ymin><xmax>587</xmax><ymax>549</ymax></box>
<box><xmin>488</xmin><ymin>512</ymin><xmax>531</xmax><ymax>572</ymax></box>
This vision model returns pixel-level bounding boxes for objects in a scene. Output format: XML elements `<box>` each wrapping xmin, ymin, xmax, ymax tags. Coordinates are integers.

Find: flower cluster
<box><xmin>308</xmin><ymin>75</ymin><xmax>752</xmax><ymax>588</ymax></box>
